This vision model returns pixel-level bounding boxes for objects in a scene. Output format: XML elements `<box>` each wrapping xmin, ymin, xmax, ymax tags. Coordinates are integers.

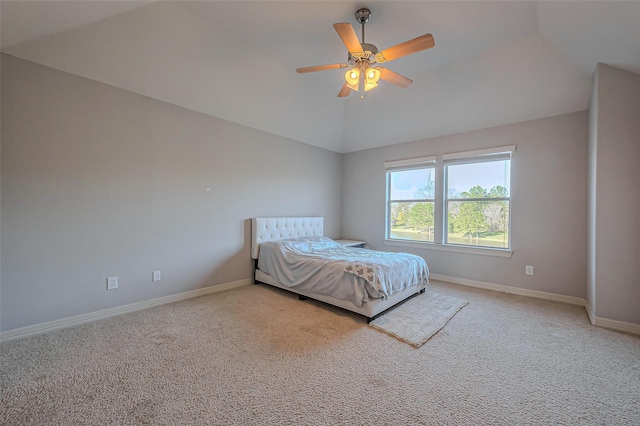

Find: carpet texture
<box><xmin>369</xmin><ymin>291</ymin><xmax>468</xmax><ymax>347</ymax></box>
<box><xmin>1</xmin><ymin>281</ymin><xmax>639</xmax><ymax>425</ymax></box>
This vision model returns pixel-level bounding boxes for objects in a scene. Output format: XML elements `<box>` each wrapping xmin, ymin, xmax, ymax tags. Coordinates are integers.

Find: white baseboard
<box><xmin>0</xmin><ymin>279</ymin><xmax>251</xmax><ymax>343</ymax></box>
<box><xmin>589</xmin><ymin>316</ymin><xmax>640</xmax><ymax>335</ymax></box>
<box><xmin>429</xmin><ymin>274</ymin><xmax>587</xmax><ymax>306</ymax></box>
<box><xmin>430</xmin><ymin>274</ymin><xmax>640</xmax><ymax>336</ymax></box>
<box><xmin>585</xmin><ymin>301</ymin><xmax>596</xmax><ymax>324</ymax></box>
<box><xmin>584</xmin><ymin>302</ymin><xmax>640</xmax><ymax>335</ymax></box>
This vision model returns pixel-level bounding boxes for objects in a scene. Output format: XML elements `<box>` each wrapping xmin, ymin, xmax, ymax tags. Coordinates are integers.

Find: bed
<box><xmin>251</xmin><ymin>217</ymin><xmax>429</xmax><ymax>322</ymax></box>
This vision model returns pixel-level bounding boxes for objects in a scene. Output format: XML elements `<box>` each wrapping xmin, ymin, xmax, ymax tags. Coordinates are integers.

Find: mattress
<box><xmin>257</xmin><ymin>236</ymin><xmax>429</xmax><ymax>307</ymax></box>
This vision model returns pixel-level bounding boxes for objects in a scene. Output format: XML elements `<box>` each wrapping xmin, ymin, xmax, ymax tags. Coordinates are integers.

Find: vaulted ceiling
<box><xmin>2</xmin><ymin>1</ymin><xmax>639</xmax><ymax>153</ymax></box>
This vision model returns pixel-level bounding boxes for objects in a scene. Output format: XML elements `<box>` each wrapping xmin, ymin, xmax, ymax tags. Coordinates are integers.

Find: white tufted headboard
<box><xmin>251</xmin><ymin>217</ymin><xmax>323</xmax><ymax>259</ymax></box>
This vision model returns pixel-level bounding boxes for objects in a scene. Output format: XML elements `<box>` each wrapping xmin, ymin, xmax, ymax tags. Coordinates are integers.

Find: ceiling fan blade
<box><xmin>377</xmin><ymin>33</ymin><xmax>435</xmax><ymax>63</ymax></box>
<box><xmin>338</xmin><ymin>83</ymin><xmax>351</xmax><ymax>97</ymax></box>
<box><xmin>333</xmin><ymin>22</ymin><xmax>364</xmax><ymax>54</ymax></box>
<box><xmin>296</xmin><ymin>63</ymin><xmax>347</xmax><ymax>74</ymax></box>
<box><xmin>378</xmin><ymin>67</ymin><xmax>413</xmax><ymax>88</ymax></box>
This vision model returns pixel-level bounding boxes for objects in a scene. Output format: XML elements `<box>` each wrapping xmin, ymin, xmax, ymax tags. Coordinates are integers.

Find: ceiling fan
<box><xmin>296</xmin><ymin>7</ymin><xmax>435</xmax><ymax>98</ymax></box>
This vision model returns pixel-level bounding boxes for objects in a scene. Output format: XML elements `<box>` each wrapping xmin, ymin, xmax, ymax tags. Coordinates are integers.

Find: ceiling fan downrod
<box><xmin>355</xmin><ymin>8</ymin><xmax>371</xmax><ymax>44</ymax></box>
<box><xmin>355</xmin><ymin>8</ymin><xmax>378</xmax><ymax>57</ymax></box>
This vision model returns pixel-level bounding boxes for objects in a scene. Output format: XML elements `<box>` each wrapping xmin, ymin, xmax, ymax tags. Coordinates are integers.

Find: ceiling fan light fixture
<box><xmin>345</xmin><ymin>67</ymin><xmax>360</xmax><ymax>87</ymax></box>
<box><xmin>364</xmin><ymin>81</ymin><xmax>378</xmax><ymax>92</ymax></box>
<box><xmin>364</xmin><ymin>66</ymin><xmax>380</xmax><ymax>92</ymax></box>
<box><xmin>366</xmin><ymin>67</ymin><xmax>380</xmax><ymax>82</ymax></box>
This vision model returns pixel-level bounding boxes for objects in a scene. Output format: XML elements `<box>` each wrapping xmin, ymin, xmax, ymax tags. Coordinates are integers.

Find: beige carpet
<box><xmin>1</xmin><ymin>281</ymin><xmax>639</xmax><ymax>425</ymax></box>
<box><xmin>370</xmin><ymin>291</ymin><xmax>468</xmax><ymax>347</ymax></box>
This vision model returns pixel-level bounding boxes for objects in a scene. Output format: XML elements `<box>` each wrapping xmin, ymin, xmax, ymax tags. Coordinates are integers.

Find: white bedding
<box><xmin>257</xmin><ymin>236</ymin><xmax>429</xmax><ymax>307</ymax></box>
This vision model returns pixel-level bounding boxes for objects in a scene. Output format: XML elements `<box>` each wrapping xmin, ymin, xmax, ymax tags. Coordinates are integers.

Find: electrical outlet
<box><xmin>152</xmin><ymin>270</ymin><xmax>161</xmax><ymax>282</ymax></box>
<box><xmin>525</xmin><ymin>265</ymin><xmax>534</xmax><ymax>276</ymax></box>
<box><xmin>107</xmin><ymin>276</ymin><xmax>118</xmax><ymax>290</ymax></box>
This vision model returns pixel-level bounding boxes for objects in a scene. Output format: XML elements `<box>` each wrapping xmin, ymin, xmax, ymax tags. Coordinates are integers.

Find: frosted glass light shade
<box><xmin>364</xmin><ymin>67</ymin><xmax>381</xmax><ymax>91</ymax></box>
<box><xmin>345</xmin><ymin>68</ymin><xmax>360</xmax><ymax>86</ymax></box>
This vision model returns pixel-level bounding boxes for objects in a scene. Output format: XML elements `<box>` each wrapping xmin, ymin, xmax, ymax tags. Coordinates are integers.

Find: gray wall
<box><xmin>343</xmin><ymin>112</ymin><xmax>589</xmax><ymax>298</ymax></box>
<box><xmin>590</xmin><ymin>64</ymin><xmax>640</xmax><ymax>324</ymax></box>
<box><xmin>1</xmin><ymin>55</ymin><xmax>342</xmax><ymax>331</ymax></box>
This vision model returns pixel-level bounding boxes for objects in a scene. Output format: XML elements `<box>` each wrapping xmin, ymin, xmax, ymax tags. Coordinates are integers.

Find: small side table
<box><xmin>335</xmin><ymin>239</ymin><xmax>366</xmax><ymax>248</ymax></box>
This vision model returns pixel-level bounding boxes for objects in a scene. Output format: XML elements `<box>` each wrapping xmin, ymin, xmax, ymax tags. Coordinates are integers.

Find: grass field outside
<box><xmin>390</xmin><ymin>227</ymin><xmax>508</xmax><ymax>248</ymax></box>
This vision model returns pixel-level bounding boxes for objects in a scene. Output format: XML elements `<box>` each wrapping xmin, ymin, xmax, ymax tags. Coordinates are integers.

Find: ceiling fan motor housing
<box><xmin>361</xmin><ymin>43</ymin><xmax>378</xmax><ymax>55</ymax></box>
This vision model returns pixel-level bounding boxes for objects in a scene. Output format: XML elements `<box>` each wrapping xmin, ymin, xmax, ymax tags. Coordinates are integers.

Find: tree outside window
<box><xmin>386</xmin><ymin>164</ymin><xmax>435</xmax><ymax>243</ymax></box>
<box><xmin>445</xmin><ymin>158</ymin><xmax>511</xmax><ymax>249</ymax></box>
<box><xmin>385</xmin><ymin>147</ymin><xmax>513</xmax><ymax>250</ymax></box>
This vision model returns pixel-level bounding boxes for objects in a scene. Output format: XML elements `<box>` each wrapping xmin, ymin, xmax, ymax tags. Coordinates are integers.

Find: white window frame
<box><xmin>384</xmin><ymin>156</ymin><xmax>436</xmax><ymax>242</ymax></box>
<box><xmin>443</xmin><ymin>145</ymin><xmax>514</xmax><ymax>251</ymax></box>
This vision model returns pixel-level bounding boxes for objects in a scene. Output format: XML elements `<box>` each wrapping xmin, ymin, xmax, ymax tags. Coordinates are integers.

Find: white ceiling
<box><xmin>2</xmin><ymin>1</ymin><xmax>639</xmax><ymax>153</ymax></box>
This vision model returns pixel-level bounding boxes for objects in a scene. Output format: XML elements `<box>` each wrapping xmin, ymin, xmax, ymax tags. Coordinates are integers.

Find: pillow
<box><xmin>261</xmin><ymin>236</ymin><xmax>340</xmax><ymax>254</ymax></box>
<box><xmin>258</xmin><ymin>239</ymin><xmax>300</xmax><ymax>254</ymax></box>
<box><xmin>304</xmin><ymin>236</ymin><xmax>342</xmax><ymax>251</ymax></box>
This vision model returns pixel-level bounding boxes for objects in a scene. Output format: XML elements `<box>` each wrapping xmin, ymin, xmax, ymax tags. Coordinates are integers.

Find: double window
<box><xmin>385</xmin><ymin>146</ymin><xmax>514</xmax><ymax>251</ymax></box>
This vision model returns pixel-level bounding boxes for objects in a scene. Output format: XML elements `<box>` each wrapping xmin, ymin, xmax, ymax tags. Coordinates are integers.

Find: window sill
<box><xmin>383</xmin><ymin>239</ymin><xmax>513</xmax><ymax>258</ymax></box>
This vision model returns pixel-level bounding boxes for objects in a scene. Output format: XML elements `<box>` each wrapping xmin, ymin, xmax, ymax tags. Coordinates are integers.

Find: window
<box><xmin>385</xmin><ymin>156</ymin><xmax>436</xmax><ymax>242</ymax></box>
<box><xmin>444</xmin><ymin>148</ymin><xmax>512</xmax><ymax>249</ymax></box>
<box><xmin>385</xmin><ymin>146</ymin><xmax>514</xmax><ymax>253</ymax></box>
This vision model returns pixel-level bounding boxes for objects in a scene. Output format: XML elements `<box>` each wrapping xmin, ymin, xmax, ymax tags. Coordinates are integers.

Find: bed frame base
<box><xmin>365</xmin><ymin>287</ymin><xmax>426</xmax><ymax>323</ymax></box>
<box><xmin>254</xmin><ymin>268</ymin><xmax>427</xmax><ymax>323</ymax></box>
<box><xmin>255</xmin><ymin>277</ymin><xmax>424</xmax><ymax>324</ymax></box>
